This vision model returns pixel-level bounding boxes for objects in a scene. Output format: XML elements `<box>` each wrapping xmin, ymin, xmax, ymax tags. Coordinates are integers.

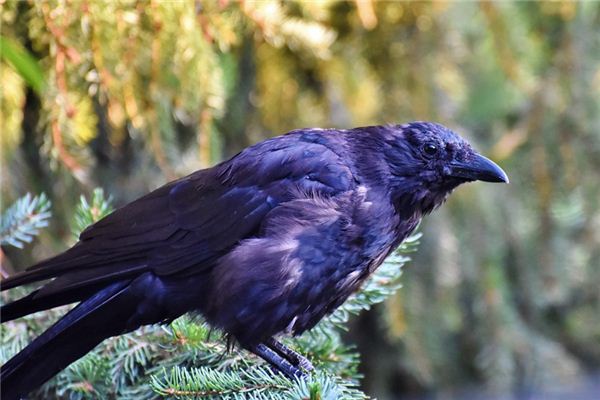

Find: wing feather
<box><xmin>2</xmin><ymin>135</ymin><xmax>355</xmax><ymax>297</ymax></box>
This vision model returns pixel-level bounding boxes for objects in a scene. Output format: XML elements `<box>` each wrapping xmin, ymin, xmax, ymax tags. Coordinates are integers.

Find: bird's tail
<box><xmin>1</xmin><ymin>280</ymin><xmax>136</xmax><ymax>400</ymax></box>
<box><xmin>1</xmin><ymin>286</ymin><xmax>98</xmax><ymax>323</ymax></box>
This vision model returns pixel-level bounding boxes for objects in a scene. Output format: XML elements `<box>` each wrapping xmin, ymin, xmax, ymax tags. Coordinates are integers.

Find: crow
<box><xmin>0</xmin><ymin>122</ymin><xmax>508</xmax><ymax>399</ymax></box>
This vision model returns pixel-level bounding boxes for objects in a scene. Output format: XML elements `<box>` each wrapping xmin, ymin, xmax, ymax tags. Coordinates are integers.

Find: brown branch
<box><xmin>41</xmin><ymin>3</ymin><xmax>87</xmax><ymax>180</ymax></box>
<box><xmin>51</xmin><ymin>118</ymin><xmax>83</xmax><ymax>175</ymax></box>
<box><xmin>41</xmin><ymin>2</ymin><xmax>82</xmax><ymax>64</ymax></box>
<box><xmin>82</xmin><ymin>0</ymin><xmax>115</xmax><ymax>92</ymax></box>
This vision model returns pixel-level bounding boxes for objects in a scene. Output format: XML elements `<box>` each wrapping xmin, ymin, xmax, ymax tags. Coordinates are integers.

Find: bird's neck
<box><xmin>349</xmin><ymin>127</ymin><xmax>452</xmax><ymax>220</ymax></box>
<box><xmin>347</xmin><ymin>126</ymin><xmax>397</xmax><ymax>188</ymax></box>
<box><xmin>391</xmin><ymin>182</ymin><xmax>452</xmax><ymax>219</ymax></box>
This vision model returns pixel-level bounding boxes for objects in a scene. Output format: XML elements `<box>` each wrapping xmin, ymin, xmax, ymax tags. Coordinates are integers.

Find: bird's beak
<box><xmin>448</xmin><ymin>153</ymin><xmax>509</xmax><ymax>183</ymax></box>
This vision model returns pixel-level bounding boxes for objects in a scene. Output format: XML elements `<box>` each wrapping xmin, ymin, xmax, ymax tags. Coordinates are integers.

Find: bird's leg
<box><xmin>265</xmin><ymin>337</ymin><xmax>314</xmax><ymax>372</ymax></box>
<box><xmin>248</xmin><ymin>343</ymin><xmax>303</xmax><ymax>380</ymax></box>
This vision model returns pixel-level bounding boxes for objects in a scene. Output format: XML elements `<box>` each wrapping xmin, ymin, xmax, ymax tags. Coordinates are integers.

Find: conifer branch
<box><xmin>71</xmin><ymin>188</ymin><xmax>113</xmax><ymax>238</ymax></box>
<box><xmin>0</xmin><ymin>193</ymin><xmax>51</xmax><ymax>249</ymax></box>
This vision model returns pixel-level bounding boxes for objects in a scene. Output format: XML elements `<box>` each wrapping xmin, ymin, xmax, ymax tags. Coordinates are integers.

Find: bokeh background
<box><xmin>2</xmin><ymin>1</ymin><xmax>600</xmax><ymax>398</ymax></box>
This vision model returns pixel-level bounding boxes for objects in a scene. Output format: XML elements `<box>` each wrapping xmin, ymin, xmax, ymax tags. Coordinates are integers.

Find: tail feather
<box><xmin>0</xmin><ymin>268</ymin><xmax>55</xmax><ymax>291</ymax></box>
<box><xmin>1</xmin><ymin>258</ymin><xmax>148</xmax><ymax>292</ymax></box>
<box><xmin>1</xmin><ymin>280</ymin><xmax>133</xmax><ymax>400</ymax></box>
<box><xmin>0</xmin><ymin>247</ymin><xmax>87</xmax><ymax>291</ymax></box>
<box><xmin>1</xmin><ymin>286</ymin><xmax>95</xmax><ymax>323</ymax></box>
<box><xmin>1</xmin><ymin>264</ymin><xmax>148</xmax><ymax>323</ymax></box>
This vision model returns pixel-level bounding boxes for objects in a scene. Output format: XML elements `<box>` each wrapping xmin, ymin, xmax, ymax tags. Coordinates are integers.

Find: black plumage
<box><xmin>0</xmin><ymin>122</ymin><xmax>508</xmax><ymax>399</ymax></box>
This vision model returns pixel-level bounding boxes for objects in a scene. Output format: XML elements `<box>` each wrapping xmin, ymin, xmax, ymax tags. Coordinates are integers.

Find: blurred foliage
<box><xmin>1</xmin><ymin>0</ymin><xmax>600</xmax><ymax>399</ymax></box>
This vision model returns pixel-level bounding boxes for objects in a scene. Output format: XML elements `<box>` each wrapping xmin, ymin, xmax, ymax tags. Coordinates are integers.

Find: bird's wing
<box><xmin>2</xmin><ymin>136</ymin><xmax>355</xmax><ymax>296</ymax></box>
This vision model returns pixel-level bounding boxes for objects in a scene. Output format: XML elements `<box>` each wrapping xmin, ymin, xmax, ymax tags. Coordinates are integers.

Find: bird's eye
<box><xmin>423</xmin><ymin>143</ymin><xmax>438</xmax><ymax>157</ymax></box>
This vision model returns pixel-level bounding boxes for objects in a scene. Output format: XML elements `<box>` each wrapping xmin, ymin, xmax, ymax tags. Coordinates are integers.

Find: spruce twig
<box><xmin>0</xmin><ymin>193</ymin><xmax>51</xmax><ymax>249</ymax></box>
<box><xmin>71</xmin><ymin>188</ymin><xmax>113</xmax><ymax>238</ymax></box>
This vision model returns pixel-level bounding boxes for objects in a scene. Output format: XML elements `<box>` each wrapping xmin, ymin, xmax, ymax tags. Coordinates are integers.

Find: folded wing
<box><xmin>1</xmin><ymin>134</ymin><xmax>355</xmax><ymax>321</ymax></box>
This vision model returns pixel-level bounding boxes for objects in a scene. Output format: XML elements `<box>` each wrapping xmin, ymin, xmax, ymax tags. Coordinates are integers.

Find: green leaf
<box><xmin>0</xmin><ymin>35</ymin><xmax>45</xmax><ymax>95</ymax></box>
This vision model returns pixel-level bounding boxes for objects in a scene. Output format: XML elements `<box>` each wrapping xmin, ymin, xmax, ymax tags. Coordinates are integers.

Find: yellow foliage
<box><xmin>0</xmin><ymin>63</ymin><xmax>25</xmax><ymax>161</ymax></box>
<box><xmin>70</xmin><ymin>94</ymin><xmax>98</xmax><ymax>147</ymax></box>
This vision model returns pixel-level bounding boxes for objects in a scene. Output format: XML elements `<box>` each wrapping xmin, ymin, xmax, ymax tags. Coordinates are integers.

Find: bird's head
<box><xmin>382</xmin><ymin>121</ymin><xmax>508</xmax><ymax>216</ymax></box>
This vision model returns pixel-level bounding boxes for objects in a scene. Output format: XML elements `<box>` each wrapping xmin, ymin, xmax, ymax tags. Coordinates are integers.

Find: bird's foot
<box><xmin>249</xmin><ymin>343</ymin><xmax>304</xmax><ymax>380</ymax></box>
<box><xmin>248</xmin><ymin>338</ymin><xmax>313</xmax><ymax>380</ymax></box>
<box><xmin>265</xmin><ymin>337</ymin><xmax>314</xmax><ymax>372</ymax></box>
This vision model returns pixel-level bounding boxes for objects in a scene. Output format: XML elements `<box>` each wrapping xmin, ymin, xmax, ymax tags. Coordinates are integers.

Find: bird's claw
<box><xmin>266</xmin><ymin>337</ymin><xmax>314</xmax><ymax>372</ymax></box>
<box><xmin>249</xmin><ymin>339</ymin><xmax>314</xmax><ymax>380</ymax></box>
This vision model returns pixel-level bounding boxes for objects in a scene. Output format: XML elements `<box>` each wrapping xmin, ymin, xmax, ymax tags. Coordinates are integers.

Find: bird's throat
<box><xmin>392</xmin><ymin>186</ymin><xmax>452</xmax><ymax>219</ymax></box>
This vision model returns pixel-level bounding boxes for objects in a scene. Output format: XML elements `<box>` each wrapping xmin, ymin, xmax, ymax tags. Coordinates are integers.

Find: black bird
<box><xmin>1</xmin><ymin>122</ymin><xmax>508</xmax><ymax>399</ymax></box>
